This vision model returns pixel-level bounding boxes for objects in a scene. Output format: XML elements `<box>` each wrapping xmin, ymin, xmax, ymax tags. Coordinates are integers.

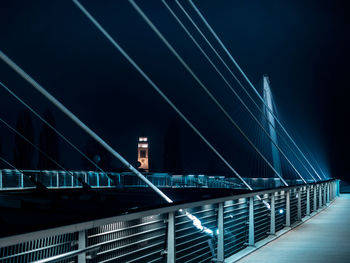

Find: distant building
<box><xmin>138</xmin><ymin>137</ymin><xmax>149</xmax><ymax>172</ymax></box>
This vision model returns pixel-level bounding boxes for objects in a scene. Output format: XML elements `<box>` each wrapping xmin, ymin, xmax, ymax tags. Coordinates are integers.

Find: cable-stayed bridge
<box><xmin>0</xmin><ymin>1</ymin><xmax>346</xmax><ymax>262</ymax></box>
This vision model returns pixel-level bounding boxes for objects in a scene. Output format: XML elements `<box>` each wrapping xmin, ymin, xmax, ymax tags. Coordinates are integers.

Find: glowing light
<box><xmin>278</xmin><ymin>209</ymin><xmax>284</xmax><ymax>214</ymax></box>
<box><xmin>204</xmin><ymin>228</ymin><xmax>214</xmax><ymax>235</ymax></box>
<box><xmin>139</xmin><ymin>137</ymin><xmax>148</xmax><ymax>142</ymax></box>
<box><xmin>138</xmin><ymin>143</ymin><xmax>148</xmax><ymax>148</ymax></box>
<box><xmin>183</xmin><ymin>211</ymin><xmax>214</xmax><ymax>236</ymax></box>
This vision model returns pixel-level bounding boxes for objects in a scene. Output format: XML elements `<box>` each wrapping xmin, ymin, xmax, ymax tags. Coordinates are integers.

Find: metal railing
<box><xmin>0</xmin><ymin>179</ymin><xmax>338</xmax><ymax>263</ymax></box>
<box><xmin>0</xmin><ymin>169</ymin><xmax>312</xmax><ymax>191</ymax></box>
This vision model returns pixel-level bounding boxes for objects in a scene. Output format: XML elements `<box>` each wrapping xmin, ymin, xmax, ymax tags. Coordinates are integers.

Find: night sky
<box><xmin>0</xmin><ymin>0</ymin><xmax>349</xmax><ymax>180</ymax></box>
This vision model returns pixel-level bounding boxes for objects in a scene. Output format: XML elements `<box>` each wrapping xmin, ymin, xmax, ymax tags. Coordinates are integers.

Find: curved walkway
<box><xmin>237</xmin><ymin>194</ymin><xmax>350</xmax><ymax>263</ymax></box>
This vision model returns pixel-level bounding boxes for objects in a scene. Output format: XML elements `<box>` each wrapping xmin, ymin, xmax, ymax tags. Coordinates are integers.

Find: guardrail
<box><xmin>0</xmin><ymin>179</ymin><xmax>338</xmax><ymax>263</ymax></box>
<box><xmin>0</xmin><ymin>169</ymin><xmax>311</xmax><ymax>191</ymax></box>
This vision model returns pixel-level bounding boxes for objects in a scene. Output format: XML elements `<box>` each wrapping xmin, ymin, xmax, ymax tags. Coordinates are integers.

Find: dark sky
<box><xmin>0</xmin><ymin>0</ymin><xmax>349</xmax><ymax>180</ymax></box>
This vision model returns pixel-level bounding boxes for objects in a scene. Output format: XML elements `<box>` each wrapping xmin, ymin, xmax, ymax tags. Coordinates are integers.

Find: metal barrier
<box><xmin>0</xmin><ymin>179</ymin><xmax>338</xmax><ymax>263</ymax></box>
<box><xmin>0</xmin><ymin>169</ymin><xmax>316</xmax><ymax>191</ymax></box>
<box><xmin>0</xmin><ymin>170</ymin><xmax>250</xmax><ymax>190</ymax></box>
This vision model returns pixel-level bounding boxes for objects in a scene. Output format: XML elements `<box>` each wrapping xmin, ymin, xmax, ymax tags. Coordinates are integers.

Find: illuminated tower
<box><xmin>138</xmin><ymin>137</ymin><xmax>149</xmax><ymax>172</ymax></box>
<box><xmin>263</xmin><ymin>75</ymin><xmax>283</xmax><ymax>178</ymax></box>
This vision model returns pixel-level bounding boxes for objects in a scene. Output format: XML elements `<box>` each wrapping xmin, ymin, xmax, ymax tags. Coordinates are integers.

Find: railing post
<box><xmin>20</xmin><ymin>171</ymin><xmax>24</xmax><ymax>188</ymax></box>
<box><xmin>297</xmin><ymin>188</ymin><xmax>301</xmax><ymax>221</ymax></box>
<box><xmin>78</xmin><ymin>230</ymin><xmax>86</xmax><ymax>263</ymax></box>
<box><xmin>334</xmin><ymin>180</ymin><xmax>338</xmax><ymax>198</ymax></box>
<box><xmin>319</xmin><ymin>184</ymin><xmax>322</xmax><ymax>209</ymax></box>
<box><xmin>248</xmin><ymin>196</ymin><xmax>255</xmax><ymax>246</ymax></box>
<box><xmin>285</xmin><ymin>190</ymin><xmax>290</xmax><ymax>227</ymax></box>
<box><xmin>270</xmin><ymin>192</ymin><xmax>275</xmax><ymax>235</ymax></box>
<box><xmin>327</xmin><ymin>183</ymin><xmax>330</xmax><ymax>204</ymax></box>
<box><xmin>56</xmin><ymin>171</ymin><xmax>59</xmax><ymax>188</ymax></box>
<box><xmin>71</xmin><ymin>172</ymin><xmax>74</xmax><ymax>187</ymax></box>
<box><xmin>167</xmin><ymin>212</ymin><xmax>175</xmax><ymax>263</ymax></box>
<box><xmin>306</xmin><ymin>186</ymin><xmax>310</xmax><ymax>216</ymax></box>
<box><xmin>323</xmin><ymin>184</ymin><xmax>327</xmax><ymax>206</ymax></box>
<box><xmin>337</xmin><ymin>180</ymin><xmax>340</xmax><ymax>197</ymax></box>
<box><xmin>313</xmin><ymin>185</ymin><xmax>317</xmax><ymax>212</ymax></box>
<box><xmin>217</xmin><ymin>202</ymin><xmax>224</xmax><ymax>263</ymax></box>
<box><xmin>0</xmin><ymin>170</ymin><xmax>2</xmax><ymax>189</ymax></box>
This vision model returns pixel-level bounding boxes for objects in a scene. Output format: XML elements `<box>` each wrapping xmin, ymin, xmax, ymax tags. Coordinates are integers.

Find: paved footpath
<box><xmin>237</xmin><ymin>194</ymin><xmax>350</xmax><ymax>263</ymax></box>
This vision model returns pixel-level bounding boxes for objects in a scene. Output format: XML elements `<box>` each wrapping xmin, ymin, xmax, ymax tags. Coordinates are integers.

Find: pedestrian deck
<box><xmin>236</xmin><ymin>194</ymin><xmax>350</xmax><ymax>263</ymax></box>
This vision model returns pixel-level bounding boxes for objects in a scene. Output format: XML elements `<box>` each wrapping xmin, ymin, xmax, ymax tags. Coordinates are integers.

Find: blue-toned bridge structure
<box><xmin>0</xmin><ymin>1</ymin><xmax>342</xmax><ymax>262</ymax></box>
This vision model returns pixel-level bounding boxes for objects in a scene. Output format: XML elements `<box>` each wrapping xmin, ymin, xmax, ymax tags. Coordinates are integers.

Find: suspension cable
<box><xmin>0</xmin><ymin>81</ymin><xmax>112</xmax><ymax>184</ymax></box>
<box><xmin>173</xmin><ymin>0</ymin><xmax>317</xmax><ymax>182</ymax></box>
<box><xmin>71</xmin><ymin>0</ymin><xmax>254</xmax><ymax>190</ymax></box>
<box><xmin>188</xmin><ymin>0</ymin><xmax>323</xmax><ymax>181</ymax></box>
<box><xmin>128</xmin><ymin>0</ymin><xmax>288</xmax><ymax>186</ymax></box>
<box><xmin>0</xmin><ymin>156</ymin><xmax>46</xmax><ymax>190</ymax></box>
<box><xmin>0</xmin><ymin>50</ymin><xmax>173</xmax><ymax>203</ymax></box>
<box><xmin>162</xmin><ymin>0</ymin><xmax>310</xmax><ymax>184</ymax></box>
<box><xmin>0</xmin><ymin>116</ymin><xmax>91</xmax><ymax>188</ymax></box>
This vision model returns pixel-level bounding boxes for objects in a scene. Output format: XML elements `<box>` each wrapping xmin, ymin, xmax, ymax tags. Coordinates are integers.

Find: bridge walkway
<box><xmin>236</xmin><ymin>194</ymin><xmax>350</xmax><ymax>263</ymax></box>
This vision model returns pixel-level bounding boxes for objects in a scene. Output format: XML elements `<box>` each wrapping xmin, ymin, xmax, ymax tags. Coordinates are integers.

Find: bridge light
<box><xmin>278</xmin><ymin>208</ymin><xmax>284</xmax><ymax>214</ymax></box>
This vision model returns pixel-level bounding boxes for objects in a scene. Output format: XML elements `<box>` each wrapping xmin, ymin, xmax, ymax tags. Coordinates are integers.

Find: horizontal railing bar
<box><xmin>176</xmin><ymin>244</ymin><xmax>211</xmax><ymax>261</ymax></box>
<box><xmin>224</xmin><ymin>223</ymin><xmax>247</xmax><ymax>234</ymax></box>
<box><xmin>183</xmin><ymin>250</ymin><xmax>212</xmax><ymax>263</ymax></box>
<box><xmin>0</xmin><ymin>240</ymin><xmax>73</xmax><ymax>260</ymax></box>
<box><xmin>224</xmin><ymin>234</ymin><xmax>247</xmax><ymax>247</ymax></box>
<box><xmin>225</xmin><ymin>246</ymin><xmax>247</xmax><ymax>258</ymax></box>
<box><xmin>224</xmin><ymin>208</ymin><xmax>248</xmax><ymax>216</ymax></box>
<box><xmin>90</xmin><ymin>227</ymin><xmax>165</xmax><ymax>249</ymax></box>
<box><xmin>175</xmin><ymin>213</ymin><xmax>217</xmax><ymax>227</ymax></box>
<box><xmin>176</xmin><ymin>238</ymin><xmax>209</xmax><ymax>254</ymax></box>
<box><xmin>176</xmin><ymin>218</ymin><xmax>217</xmax><ymax>238</ymax></box>
<box><xmin>254</xmin><ymin>222</ymin><xmax>269</xmax><ymax>231</ymax></box>
<box><xmin>224</xmin><ymin>213</ymin><xmax>249</xmax><ymax>223</ymax></box>
<box><xmin>126</xmin><ymin>250</ymin><xmax>163</xmax><ymax>263</ymax></box>
<box><xmin>32</xmin><ymin>245</ymin><xmax>100</xmax><ymax>263</ymax></box>
<box><xmin>176</xmin><ymin>234</ymin><xmax>207</xmax><ymax>249</ymax></box>
<box><xmin>87</xmin><ymin>218</ymin><xmax>164</xmax><ymax>238</ymax></box>
<box><xmin>98</xmin><ymin>241</ymin><xmax>163</xmax><ymax>263</ymax></box>
<box><xmin>225</xmin><ymin>210</ymin><xmax>247</xmax><ymax>217</ymax></box>
<box><xmin>97</xmin><ymin>234</ymin><xmax>165</xmax><ymax>256</ymax></box>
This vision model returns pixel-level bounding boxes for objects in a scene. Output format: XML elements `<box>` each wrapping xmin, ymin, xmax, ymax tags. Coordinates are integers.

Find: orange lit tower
<box><xmin>137</xmin><ymin>137</ymin><xmax>149</xmax><ymax>172</ymax></box>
